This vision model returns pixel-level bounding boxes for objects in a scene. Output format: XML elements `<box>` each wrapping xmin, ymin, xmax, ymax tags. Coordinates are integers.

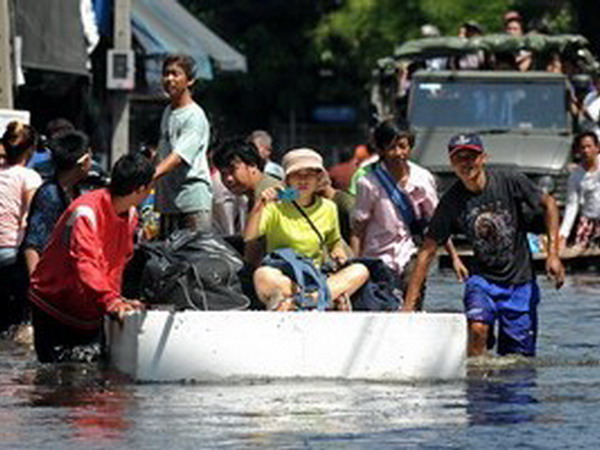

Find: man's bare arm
<box><xmin>540</xmin><ymin>193</ymin><xmax>565</xmax><ymax>288</ymax></box>
<box><xmin>23</xmin><ymin>248</ymin><xmax>40</xmax><ymax>275</ymax></box>
<box><xmin>349</xmin><ymin>219</ymin><xmax>366</xmax><ymax>258</ymax></box>
<box><xmin>443</xmin><ymin>238</ymin><xmax>469</xmax><ymax>282</ymax></box>
<box><xmin>402</xmin><ymin>237</ymin><xmax>439</xmax><ymax>311</ymax></box>
<box><xmin>153</xmin><ymin>152</ymin><xmax>183</xmax><ymax>181</ymax></box>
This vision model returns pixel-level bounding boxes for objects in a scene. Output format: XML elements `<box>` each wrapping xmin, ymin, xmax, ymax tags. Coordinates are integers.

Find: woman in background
<box><xmin>0</xmin><ymin>122</ymin><xmax>42</xmax><ymax>332</ymax></box>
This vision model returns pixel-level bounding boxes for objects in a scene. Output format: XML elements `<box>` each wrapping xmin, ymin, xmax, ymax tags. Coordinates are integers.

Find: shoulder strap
<box><xmin>292</xmin><ymin>200</ymin><xmax>325</xmax><ymax>247</ymax></box>
<box><xmin>372</xmin><ymin>162</ymin><xmax>416</xmax><ymax>227</ymax></box>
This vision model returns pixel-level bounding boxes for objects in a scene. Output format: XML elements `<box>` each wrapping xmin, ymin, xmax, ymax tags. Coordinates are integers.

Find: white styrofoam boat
<box><xmin>107</xmin><ymin>310</ymin><xmax>467</xmax><ymax>382</ymax></box>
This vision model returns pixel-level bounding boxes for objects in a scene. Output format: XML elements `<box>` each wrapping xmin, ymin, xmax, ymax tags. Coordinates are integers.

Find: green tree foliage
<box><xmin>314</xmin><ymin>0</ymin><xmax>574</xmax><ymax>69</ymax></box>
<box><xmin>313</xmin><ymin>0</ymin><xmax>575</xmax><ymax>108</ymax></box>
<box><xmin>314</xmin><ymin>0</ymin><xmax>513</xmax><ymax>70</ymax></box>
<box><xmin>178</xmin><ymin>0</ymin><xmax>335</xmax><ymax>134</ymax></box>
<box><xmin>175</xmin><ymin>0</ymin><xmax>577</xmax><ymax>133</ymax></box>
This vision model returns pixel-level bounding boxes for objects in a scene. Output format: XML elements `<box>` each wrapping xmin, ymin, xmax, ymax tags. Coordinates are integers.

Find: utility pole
<box><xmin>0</xmin><ymin>0</ymin><xmax>14</xmax><ymax>108</ymax></box>
<box><xmin>110</xmin><ymin>0</ymin><xmax>131</xmax><ymax>165</ymax></box>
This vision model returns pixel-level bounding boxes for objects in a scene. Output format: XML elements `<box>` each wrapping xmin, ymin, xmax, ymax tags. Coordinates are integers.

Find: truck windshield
<box><xmin>409</xmin><ymin>79</ymin><xmax>568</xmax><ymax>130</ymax></box>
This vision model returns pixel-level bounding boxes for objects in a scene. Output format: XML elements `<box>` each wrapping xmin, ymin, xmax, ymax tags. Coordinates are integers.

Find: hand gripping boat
<box><xmin>107</xmin><ymin>311</ymin><xmax>467</xmax><ymax>382</ymax></box>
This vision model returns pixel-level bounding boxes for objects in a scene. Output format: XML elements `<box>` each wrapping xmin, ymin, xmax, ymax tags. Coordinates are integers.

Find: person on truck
<box><xmin>503</xmin><ymin>13</ymin><xmax>532</xmax><ymax>71</ymax></box>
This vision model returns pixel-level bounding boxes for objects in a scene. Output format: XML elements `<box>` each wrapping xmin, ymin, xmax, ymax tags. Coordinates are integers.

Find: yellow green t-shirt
<box><xmin>259</xmin><ymin>197</ymin><xmax>341</xmax><ymax>265</ymax></box>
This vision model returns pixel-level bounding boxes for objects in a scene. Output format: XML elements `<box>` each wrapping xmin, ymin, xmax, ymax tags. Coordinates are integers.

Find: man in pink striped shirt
<box><xmin>351</xmin><ymin>121</ymin><xmax>466</xmax><ymax>309</ymax></box>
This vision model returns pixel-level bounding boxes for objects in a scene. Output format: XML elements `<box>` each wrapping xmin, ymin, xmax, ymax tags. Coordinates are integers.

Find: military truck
<box><xmin>408</xmin><ymin>69</ymin><xmax>572</xmax><ymax>198</ymax></box>
<box><xmin>371</xmin><ymin>34</ymin><xmax>600</xmax><ymax>203</ymax></box>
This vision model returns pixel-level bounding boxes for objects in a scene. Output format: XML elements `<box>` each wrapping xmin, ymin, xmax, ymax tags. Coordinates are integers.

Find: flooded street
<box><xmin>2</xmin><ymin>272</ymin><xmax>600</xmax><ymax>449</ymax></box>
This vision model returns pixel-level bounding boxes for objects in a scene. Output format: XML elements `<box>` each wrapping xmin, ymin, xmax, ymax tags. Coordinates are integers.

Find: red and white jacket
<box><xmin>30</xmin><ymin>189</ymin><xmax>137</xmax><ymax>330</ymax></box>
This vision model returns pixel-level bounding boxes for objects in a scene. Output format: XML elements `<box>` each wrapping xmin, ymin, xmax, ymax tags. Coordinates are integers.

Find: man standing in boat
<box><xmin>29</xmin><ymin>154</ymin><xmax>155</xmax><ymax>362</ymax></box>
<box><xmin>153</xmin><ymin>54</ymin><xmax>213</xmax><ymax>239</ymax></box>
<box><xmin>403</xmin><ymin>133</ymin><xmax>565</xmax><ymax>357</ymax></box>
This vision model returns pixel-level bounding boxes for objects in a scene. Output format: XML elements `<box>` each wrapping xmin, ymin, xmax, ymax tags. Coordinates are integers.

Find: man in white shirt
<box><xmin>248</xmin><ymin>130</ymin><xmax>284</xmax><ymax>180</ymax></box>
<box><xmin>560</xmin><ymin>132</ymin><xmax>600</xmax><ymax>249</ymax></box>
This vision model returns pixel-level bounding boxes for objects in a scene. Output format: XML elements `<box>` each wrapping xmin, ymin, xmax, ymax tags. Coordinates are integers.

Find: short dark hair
<box><xmin>45</xmin><ymin>118</ymin><xmax>75</xmax><ymax>139</ymax></box>
<box><xmin>109</xmin><ymin>153</ymin><xmax>155</xmax><ymax>196</ymax></box>
<box><xmin>574</xmin><ymin>131</ymin><xmax>599</xmax><ymax>148</ymax></box>
<box><xmin>162</xmin><ymin>54</ymin><xmax>196</xmax><ymax>80</ymax></box>
<box><xmin>49</xmin><ymin>130</ymin><xmax>90</xmax><ymax>173</ymax></box>
<box><xmin>2</xmin><ymin>121</ymin><xmax>39</xmax><ymax>165</ymax></box>
<box><xmin>504</xmin><ymin>17</ymin><xmax>524</xmax><ymax>31</ymax></box>
<box><xmin>372</xmin><ymin>120</ymin><xmax>415</xmax><ymax>152</ymax></box>
<box><xmin>213</xmin><ymin>138</ymin><xmax>265</xmax><ymax>171</ymax></box>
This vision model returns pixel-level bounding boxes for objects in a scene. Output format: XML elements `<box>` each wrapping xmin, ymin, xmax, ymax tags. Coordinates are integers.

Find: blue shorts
<box><xmin>463</xmin><ymin>275</ymin><xmax>540</xmax><ymax>356</ymax></box>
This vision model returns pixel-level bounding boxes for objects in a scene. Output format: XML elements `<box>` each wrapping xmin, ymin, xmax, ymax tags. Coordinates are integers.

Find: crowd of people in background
<box><xmin>417</xmin><ymin>10</ymin><xmax>566</xmax><ymax>73</ymax></box>
<box><xmin>1</xmin><ymin>8</ymin><xmax>599</xmax><ymax>363</ymax></box>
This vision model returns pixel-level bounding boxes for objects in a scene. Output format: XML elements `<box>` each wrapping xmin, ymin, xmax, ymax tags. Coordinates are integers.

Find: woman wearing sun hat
<box><xmin>244</xmin><ymin>147</ymin><xmax>369</xmax><ymax>311</ymax></box>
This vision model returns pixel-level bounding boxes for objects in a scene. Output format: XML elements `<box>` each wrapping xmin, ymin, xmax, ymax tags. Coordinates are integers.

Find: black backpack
<box><xmin>125</xmin><ymin>230</ymin><xmax>250</xmax><ymax>311</ymax></box>
<box><xmin>349</xmin><ymin>258</ymin><xmax>403</xmax><ymax>312</ymax></box>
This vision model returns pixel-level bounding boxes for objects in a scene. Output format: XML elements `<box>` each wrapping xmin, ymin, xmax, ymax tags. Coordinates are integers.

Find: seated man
<box><xmin>213</xmin><ymin>138</ymin><xmax>282</xmax><ymax>210</ymax></box>
<box><xmin>212</xmin><ymin>139</ymin><xmax>284</xmax><ymax>303</ymax></box>
<box><xmin>29</xmin><ymin>153</ymin><xmax>154</xmax><ymax>363</ymax></box>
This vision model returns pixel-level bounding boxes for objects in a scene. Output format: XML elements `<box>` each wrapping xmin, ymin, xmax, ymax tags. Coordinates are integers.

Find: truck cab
<box><xmin>408</xmin><ymin>70</ymin><xmax>572</xmax><ymax>200</ymax></box>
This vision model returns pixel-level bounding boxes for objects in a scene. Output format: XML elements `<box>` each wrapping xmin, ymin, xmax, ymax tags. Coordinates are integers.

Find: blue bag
<box><xmin>372</xmin><ymin>163</ymin><xmax>427</xmax><ymax>237</ymax></box>
<box><xmin>262</xmin><ymin>248</ymin><xmax>332</xmax><ymax>310</ymax></box>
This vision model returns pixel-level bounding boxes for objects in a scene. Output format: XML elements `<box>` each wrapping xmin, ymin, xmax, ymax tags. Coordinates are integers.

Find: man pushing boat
<box><xmin>29</xmin><ymin>154</ymin><xmax>155</xmax><ymax>362</ymax></box>
<box><xmin>403</xmin><ymin>133</ymin><xmax>565</xmax><ymax>357</ymax></box>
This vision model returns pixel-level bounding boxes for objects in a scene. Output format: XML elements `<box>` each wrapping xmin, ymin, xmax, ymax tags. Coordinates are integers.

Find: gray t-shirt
<box><xmin>156</xmin><ymin>102</ymin><xmax>212</xmax><ymax>214</ymax></box>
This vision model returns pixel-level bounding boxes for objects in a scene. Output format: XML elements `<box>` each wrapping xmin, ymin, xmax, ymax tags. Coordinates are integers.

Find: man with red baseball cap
<box><xmin>403</xmin><ymin>133</ymin><xmax>565</xmax><ymax>357</ymax></box>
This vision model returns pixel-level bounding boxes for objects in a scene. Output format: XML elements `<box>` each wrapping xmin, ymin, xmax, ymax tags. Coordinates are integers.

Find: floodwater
<box><xmin>2</xmin><ymin>272</ymin><xmax>600</xmax><ymax>449</ymax></box>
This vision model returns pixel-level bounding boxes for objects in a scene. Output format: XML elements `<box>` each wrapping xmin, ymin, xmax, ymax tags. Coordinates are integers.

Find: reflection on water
<box><xmin>1</xmin><ymin>274</ymin><xmax>600</xmax><ymax>448</ymax></box>
<box><xmin>25</xmin><ymin>365</ymin><xmax>132</xmax><ymax>444</ymax></box>
<box><xmin>0</xmin><ymin>352</ymin><xmax>133</xmax><ymax>448</ymax></box>
<box><xmin>467</xmin><ymin>365</ymin><xmax>538</xmax><ymax>426</ymax></box>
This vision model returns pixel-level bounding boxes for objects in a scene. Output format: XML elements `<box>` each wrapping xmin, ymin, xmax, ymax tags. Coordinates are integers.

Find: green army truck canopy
<box><xmin>391</xmin><ymin>34</ymin><xmax>598</xmax><ymax>74</ymax></box>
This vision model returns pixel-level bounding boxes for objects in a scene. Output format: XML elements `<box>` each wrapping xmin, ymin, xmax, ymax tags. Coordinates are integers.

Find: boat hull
<box><xmin>107</xmin><ymin>310</ymin><xmax>467</xmax><ymax>382</ymax></box>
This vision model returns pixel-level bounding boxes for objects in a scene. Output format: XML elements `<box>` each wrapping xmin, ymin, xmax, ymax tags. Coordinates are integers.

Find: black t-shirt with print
<box><xmin>427</xmin><ymin>168</ymin><xmax>543</xmax><ymax>285</ymax></box>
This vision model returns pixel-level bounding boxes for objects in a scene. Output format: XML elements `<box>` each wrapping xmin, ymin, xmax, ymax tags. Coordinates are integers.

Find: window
<box><xmin>409</xmin><ymin>80</ymin><xmax>567</xmax><ymax>130</ymax></box>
